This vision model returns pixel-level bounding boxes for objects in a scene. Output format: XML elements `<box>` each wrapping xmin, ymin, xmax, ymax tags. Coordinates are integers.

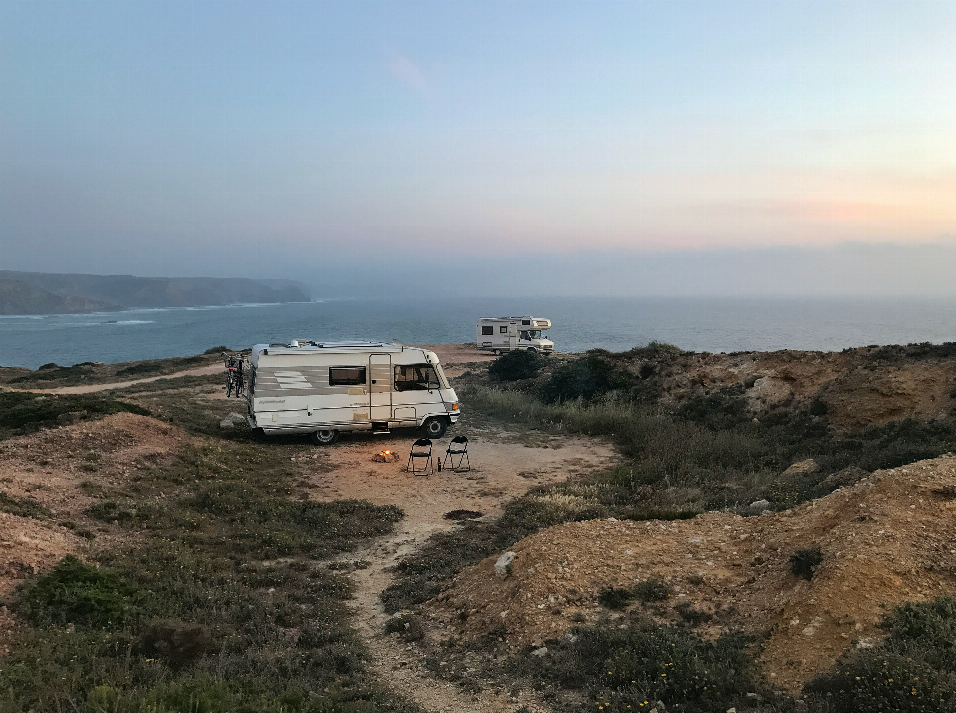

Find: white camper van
<box><xmin>245</xmin><ymin>341</ymin><xmax>459</xmax><ymax>444</ymax></box>
<box><xmin>477</xmin><ymin>317</ymin><xmax>554</xmax><ymax>355</ymax></box>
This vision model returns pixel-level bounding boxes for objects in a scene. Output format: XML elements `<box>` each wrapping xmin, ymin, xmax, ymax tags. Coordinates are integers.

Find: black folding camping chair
<box><xmin>442</xmin><ymin>435</ymin><xmax>470</xmax><ymax>472</ymax></box>
<box><xmin>407</xmin><ymin>438</ymin><xmax>434</xmax><ymax>476</ymax></box>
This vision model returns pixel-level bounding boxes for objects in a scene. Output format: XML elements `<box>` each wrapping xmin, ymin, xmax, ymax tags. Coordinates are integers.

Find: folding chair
<box><xmin>406</xmin><ymin>438</ymin><xmax>433</xmax><ymax>476</ymax></box>
<box><xmin>442</xmin><ymin>435</ymin><xmax>470</xmax><ymax>472</ymax></box>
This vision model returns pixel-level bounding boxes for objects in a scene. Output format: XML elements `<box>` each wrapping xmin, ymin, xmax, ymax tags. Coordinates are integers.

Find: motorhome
<box><xmin>245</xmin><ymin>341</ymin><xmax>459</xmax><ymax>444</ymax></box>
<box><xmin>476</xmin><ymin>316</ymin><xmax>554</xmax><ymax>355</ymax></box>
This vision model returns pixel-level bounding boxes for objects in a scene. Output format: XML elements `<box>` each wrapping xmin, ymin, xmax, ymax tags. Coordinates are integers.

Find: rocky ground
<box><xmin>427</xmin><ymin>454</ymin><xmax>956</xmax><ymax>691</ymax></box>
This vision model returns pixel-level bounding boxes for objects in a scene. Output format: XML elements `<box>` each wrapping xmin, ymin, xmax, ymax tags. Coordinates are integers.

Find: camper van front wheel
<box><xmin>311</xmin><ymin>429</ymin><xmax>339</xmax><ymax>446</ymax></box>
<box><xmin>422</xmin><ymin>418</ymin><xmax>448</xmax><ymax>439</ymax></box>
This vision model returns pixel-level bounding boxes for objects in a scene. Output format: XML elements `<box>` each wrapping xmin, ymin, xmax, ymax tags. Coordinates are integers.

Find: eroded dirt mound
<box><xmin>427</xmin><ymin>454</ymin><xmax>956</xmax><ymax>691</ymax></box>
<box><xmin>0</xmin><ymin>412</ymin><xmax>187</xmax><ymax>518</ymax></box>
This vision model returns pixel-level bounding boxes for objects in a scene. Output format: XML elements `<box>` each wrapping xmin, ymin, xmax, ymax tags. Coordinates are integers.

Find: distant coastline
<box><xmin>0</xmin><ymin>271</ymin><xmax>311</xmax><ymax>315</ymax></box>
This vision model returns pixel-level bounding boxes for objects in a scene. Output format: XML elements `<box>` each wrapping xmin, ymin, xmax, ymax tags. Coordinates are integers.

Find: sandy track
<box><xmin>9</xmin><ymin>364</ymin><xmax>223</xmax><ymax>395</ymax></box>
<box><xmin>306</xmin><ymin>429</ymin><xmax>615</xmax><ymax>713</ymax></box>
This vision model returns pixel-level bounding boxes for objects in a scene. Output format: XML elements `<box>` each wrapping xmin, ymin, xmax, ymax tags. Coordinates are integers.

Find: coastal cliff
<box><xmin>0</xmin><ymin>271</ymin><xmax>311</xmax><ymax>314</ymax></box>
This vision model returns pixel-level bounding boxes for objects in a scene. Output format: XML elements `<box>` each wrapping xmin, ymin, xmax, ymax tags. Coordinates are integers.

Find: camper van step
<box><xmin>372</xmin><ymin>430</ymin><xmax>391</xmax><ymax>435</ymax></box>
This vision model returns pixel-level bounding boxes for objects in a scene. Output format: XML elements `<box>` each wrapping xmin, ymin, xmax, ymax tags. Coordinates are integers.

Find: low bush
<box><xmin>598</xmin><ymin>587</ymin><xmax>633</xmax><ymax>610</ymax></box>
<box><xmin>632</xmin><ymin>577</ymin><xmax>671</xmax><ymax>603</ymax></box>
<box><xmin>134</xmin><ymin>618</ymin><xmax>215</xmax><ymax>668</ymax></box>
<box><xmin>489</xmin><ymin>349</ymin><xmax>545</xmax><ymax>381</ymax></box>
<box><xmin>806</xmin><ymin>596</ymin><xmax>956</xmax><ymax>711</ymax></box>
<box><xmin>18</xmin><ymin>555</ymin><xmax>145</xmax><ymax>629</ymax></box>
<box><xmin>519</xmin><ymin>619</ymin><xmax>765</xmax><ymax>713</ymax></box>
<box><xmin>540</xmin><ymin>352</ymin><xmax>635</xmax><ymax>403</ymax></box>
<box><xmin>790</xmin><ymin>546</ymin><xmax>823</xmax><ymax>580</ymax></box>
<box><xmin>0</xmin><ymin>491</ymin><xmax>51</xmax><ymax>519</ymax></box>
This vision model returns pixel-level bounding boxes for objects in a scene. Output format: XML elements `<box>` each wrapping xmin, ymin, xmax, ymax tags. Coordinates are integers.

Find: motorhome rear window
<box><xmin>499</xmin><ymin>326</ymin><xmax>508</xmax><ymax>333</ymax></box>
<box><xmin>395</xmin><ymin>364</ymin><xmax>440</xmax><ymax>391</ymax></box>
<box><xmin>481</xmin><ymin>326</ymin><xmax>493</xmax><ymax>335</ymax></box>
<box><xmin>329</xmin><ymin>367</ymin><xmax>366</xmax><ymax>386</ymax></box>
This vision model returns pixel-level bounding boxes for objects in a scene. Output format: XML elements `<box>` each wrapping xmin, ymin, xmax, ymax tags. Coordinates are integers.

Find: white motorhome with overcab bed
<box><xmin>245</xmin><ymin>341</ymin><xmax>459</xmax><ymax>444</ymax></box>
<box><xmin>476</xmin><ymin>316</ymin><xmax>553</xmax><ymax>355</ymax></box>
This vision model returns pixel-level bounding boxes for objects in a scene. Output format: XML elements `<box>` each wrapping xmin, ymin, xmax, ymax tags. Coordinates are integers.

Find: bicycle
<box><xmin>223</xmin><ymin>353</ymin><xmax>245</xmax><ymax>398</ymax></box>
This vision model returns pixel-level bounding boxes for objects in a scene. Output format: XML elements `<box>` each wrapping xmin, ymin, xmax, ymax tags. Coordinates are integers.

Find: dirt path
<box><xmin>307</xmin><ymin>428</ymin><xmax>615</xmax><ymax>713</ymax></box>
<box><xmin>5</xmin><ymin>364</ymin><xmax>223</xmax><ymax>395</ymax></box>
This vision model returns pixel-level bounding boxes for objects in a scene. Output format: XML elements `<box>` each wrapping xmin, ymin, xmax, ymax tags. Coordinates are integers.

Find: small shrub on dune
<box><xmin>540</xmin><ymin>352</ymin><xmax>634</xmax><ymax>403</ymax></box>
<box><xmin>19</xmin><ymin>555</ymin><xmax>145</xmax><ymax>629</ymax></box>
<box><xmin>790</xmin><ymin>546</ymin><xmax>823</xmax><ymax>580</ymax></box>
<box><xmin>598</xmin><ymin>587</ymin><xmax>633</xmax><ymax>610</ymax></box>
<box><xmin>488</xmin><ymin>349</ymin><xmax>545</xmax><ymax>382</ymax></box>
<box><xmin>633</xmin><ymin>577</ymin><xmax>672</xmax><ymax>603</ymax></box>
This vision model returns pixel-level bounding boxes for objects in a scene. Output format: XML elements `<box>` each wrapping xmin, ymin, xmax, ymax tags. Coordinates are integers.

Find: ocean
<box><xmin>1</xmin><ymin>296</ymin><xmax>955</xmax><ymax>370</ymax></box>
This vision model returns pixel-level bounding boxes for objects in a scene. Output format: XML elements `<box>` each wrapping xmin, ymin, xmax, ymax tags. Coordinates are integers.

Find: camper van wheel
<box><xmin>527</xmin><ymin>347</ymin><xmax>537</xmax><ymax>353</ymax></box>
<box><xmin>422</xmin><ymin>417</ymin><xmax>448</xmax><ymax>439</ymax></box>
<box><xmin>493</xmin><ymin>349</ymin><xmax>501</xmax><ymax>356</ymax></box>
<box><xmin>311</xmin><ymin>429</ymin><xmax>339</xmax><ymax>446</ymax></box>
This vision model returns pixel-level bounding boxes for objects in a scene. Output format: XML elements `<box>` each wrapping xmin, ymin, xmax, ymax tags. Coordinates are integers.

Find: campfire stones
<box><xmin>373</xmin><ymin>451</ymin><xmax>400</xmax><ymax>463</ymax></box>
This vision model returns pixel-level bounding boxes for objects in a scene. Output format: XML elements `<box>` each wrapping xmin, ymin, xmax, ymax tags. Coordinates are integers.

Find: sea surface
<box><xmin>1</xmin><ymin>296</ymin><xmax>955</xmax><ymax>370</ymax></box>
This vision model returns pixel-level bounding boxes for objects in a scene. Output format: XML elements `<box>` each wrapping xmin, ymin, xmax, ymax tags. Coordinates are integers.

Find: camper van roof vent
<box><xmin>312</xmin><ymin>341</ymin><xmax>391</xmax><ymax>349</ymax></box>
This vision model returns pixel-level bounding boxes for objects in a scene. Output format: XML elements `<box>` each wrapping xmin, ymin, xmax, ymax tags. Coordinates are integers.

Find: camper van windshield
<box><xmin>395</xmin><ymin>364</ymin><xmax>441</xmax><ymax>391</ymax></box>
<box><xmin>520</xmin><ymin>330</ymin><xmax>542</xmax><ymax>340</ymax></box>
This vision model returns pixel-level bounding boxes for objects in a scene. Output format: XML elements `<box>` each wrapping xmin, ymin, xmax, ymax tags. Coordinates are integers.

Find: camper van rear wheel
<box><xmin>311</xmin><ymin>429</ymin><xmax>339</xmax><ymax>446</ymax></box>
<box><xmin>422</xmin><ymin>417</ymin><xmax>448</xmax><ymax>439</ymax></box>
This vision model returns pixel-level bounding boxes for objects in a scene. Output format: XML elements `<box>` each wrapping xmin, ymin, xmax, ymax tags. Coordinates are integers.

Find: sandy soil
<box><xmin>427</xmin><ymin>455</ymin><xmax>956</xmax><ymax>691</ymax></box>
<box><xmin>306</xmin><ymin>428</ymin><xmax>616</xmax><ymax>713</ymax></box>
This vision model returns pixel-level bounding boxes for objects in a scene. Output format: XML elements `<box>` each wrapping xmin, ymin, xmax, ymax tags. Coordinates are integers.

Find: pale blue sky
<box><xmin>2</xmin><ymin>0</ymin><xmax>955</xmax><ymax>293</ymax></box>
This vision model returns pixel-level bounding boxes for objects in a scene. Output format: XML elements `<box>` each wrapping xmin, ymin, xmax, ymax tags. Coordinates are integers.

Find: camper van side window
<box><xmin>329</xmin><ymin>367</ymin><xmax>366</xmax><ymax>386</ymax></box>
<box><xmin>394</xmin><ymin>364</ymin><xmax>441</xmax><ymax>391</ymax></box>
<box><xmin>499</xmin><ymin>326</ymin><xmax>508</xmax><ymax>334</ymax></box>
<box><xmin>522</xmin><ymin>320</ymin><xmax>531</xmax><ymax>325</ymax></box>
<box><xmin>481</xmin><ymin>326</ymin><xmax>493</xmax><ymax>336</ymax></box>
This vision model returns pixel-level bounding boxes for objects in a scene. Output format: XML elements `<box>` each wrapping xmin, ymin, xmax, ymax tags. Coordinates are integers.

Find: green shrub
<box><xmin>790</xmin><ymin>546</ymin><xmax>823</xmax><ymax>580</ymax></box>
<box><xmin>598</xmin><ymin>587</ymin><xmax>633</xmax><ymax>610</ymax></box>
<box><xmin>806</xmin><ymin>652</ymin><xmax>955</xmax><ymax>712</ymax></box>
<box><xmin>134</xmin><ymin>618</ymin><xmax>215</xmax><ymax>668</ymax></box>
<box><xmin>0</xmin><ymin>491</ymin><xmax>51</xmax><ymax>520</ymax></box>
<box><xmin>488</xmin><ymin>349</ymin><xmax>545</xmax><ymax>381</ymax></box>
<box><xmin>540</xmin><ymin>352</ymin><xmax>635</xmax><ymax>403</ymax></box>
<box><xmin>18</xmin><ymin>555</ymin><xmax>145</xmax><ymax>629</ymax></box>
<box><xmin>806</xmin><ymin>596</ymin><xmax>956</xmax><ymax>711</ymax></box>
<box><xmin>633</xmin><ymin>577</ymin><xmax>671</xmax><ymax>603</ymax></box>
<box><xmin>521</xmin><ymin>620</ymin><xmax>763</xmax><ymax>713</ymax></box>
<box><xmin>676</xmin><ymin>384</ymin><xmax>752</xmax><ymax>431</ymax></box>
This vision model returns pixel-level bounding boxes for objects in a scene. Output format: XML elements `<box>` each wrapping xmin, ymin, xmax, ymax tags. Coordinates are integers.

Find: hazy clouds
<box><xmin>2</xmin><ymin>1</ymin><xmax>955</xmax><ymax>295</ymax></box>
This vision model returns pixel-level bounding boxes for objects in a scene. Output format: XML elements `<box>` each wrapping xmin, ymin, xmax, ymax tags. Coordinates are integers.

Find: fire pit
<box><xmin>372</xmin><ymin>450</ymin><xmax>400</xmax><ymax>463</ymax></box>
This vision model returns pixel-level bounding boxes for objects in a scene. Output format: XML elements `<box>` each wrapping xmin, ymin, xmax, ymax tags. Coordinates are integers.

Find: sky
<box><xmin>2</xmin><ymin>0</ymin><xmax>955</xmax><ymax>295</ymax></box>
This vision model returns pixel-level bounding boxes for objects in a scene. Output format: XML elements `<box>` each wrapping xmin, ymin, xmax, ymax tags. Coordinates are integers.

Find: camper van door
<box><xmin>509</xmin><ymin>324</ymin><xmax>518</xmax><ymax>351</ymax></box>
<box><xmin>369</xmin><ymin>353</ymin><xmax>392</xmax><ymax>421</ymax></box>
